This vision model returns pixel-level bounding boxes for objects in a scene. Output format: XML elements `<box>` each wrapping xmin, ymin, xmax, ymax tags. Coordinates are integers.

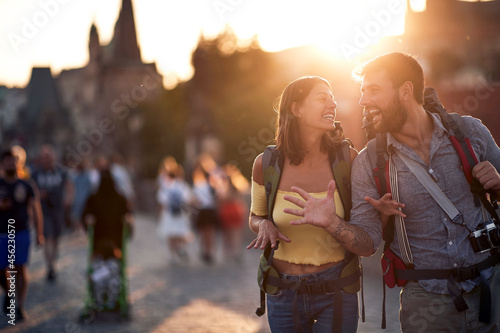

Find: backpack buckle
<box><xmin>452</xmin><ymin>266</ymin><xmax>476</xmax><ymax>282</ymax></box>
<box><xmin>302</xmin><ymin>282</ymin><xmax>327</xmax><ymax>295</ymax></box>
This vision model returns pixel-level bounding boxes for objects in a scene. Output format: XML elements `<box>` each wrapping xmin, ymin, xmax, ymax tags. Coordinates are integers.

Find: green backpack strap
<box><xmin>331</xmin><ymin>139</ymin><xmax>353</xmax><ymax>221</ymax></box>
<box><xmin>330</xmin><ymin>140</ymin><xmax>361</xmax><ymax>293</ymax></box>
<box><xmin>330</xmin><ymin>139</ymin><xmax>364</xmax><ymax>327</ymax></box>
<box><xmin>256</xmin><ymin>145</ymin><xmax>284</xmax><ymax>317</ymax></box>
<box><xmin>262</xmin><ymin>145</ymin><xmax>284</xmax><ymax>221</ymax></box>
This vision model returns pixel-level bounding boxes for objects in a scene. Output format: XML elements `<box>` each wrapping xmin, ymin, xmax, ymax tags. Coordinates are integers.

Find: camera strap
<box><xmin>395</xmin><ymin>150</ymin><xmax>464</xmax><ymax>225</ymax></box>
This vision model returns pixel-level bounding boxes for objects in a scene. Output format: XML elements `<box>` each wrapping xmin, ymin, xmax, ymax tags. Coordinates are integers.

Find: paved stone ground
<box><xmin>0</xmin><ymin>213</ymin><xmax>401</xmax><ymax>332</ymax></box>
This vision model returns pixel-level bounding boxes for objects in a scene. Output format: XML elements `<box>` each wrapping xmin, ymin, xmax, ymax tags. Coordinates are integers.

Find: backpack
<box><xmin>255</xmin><ymin>122</ymin><xmax>364</xmax><ymax>329</ymax></box>
<box><xmin>167</xmin><ymin>186</ymin><xmax>184</xmax><ymax>216</ymax></box>
<box><xmin>365</xmin><ymin>87</ymin><xmax>500</xmax><ymax>328</ymax></box>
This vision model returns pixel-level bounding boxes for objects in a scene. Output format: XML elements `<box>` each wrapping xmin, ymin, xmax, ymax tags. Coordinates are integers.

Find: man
<box><xmin>0</xmin><ymin>149</ymin><xmax>44</xmax><ymax>321</ymax></box>
<box><xmin>32</xmin><ymin>144</ymin><xmax>73</xmax><ymax>281</ymax></box>
<box><xmin>283</xmin><ymin>52</ymin><xmax>500</xmax><ymax>331</ymax></box>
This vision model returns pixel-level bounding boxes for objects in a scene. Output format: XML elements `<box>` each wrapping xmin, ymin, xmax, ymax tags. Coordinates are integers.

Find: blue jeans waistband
<box><xmin>278</xmin><ymin>263</ymin><xmax>343</xmax><ymax>283</ymax></box>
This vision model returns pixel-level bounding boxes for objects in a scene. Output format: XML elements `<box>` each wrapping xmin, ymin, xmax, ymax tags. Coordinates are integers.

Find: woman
<box><xmin>156</xmin><ymin>156</ymin><xmax>193</xmax><ymax>264</ymax></box>
<box><xmin>247</xmin><ymin>76</ymin><xmax>359</xmax><ymax>332</ymax></box>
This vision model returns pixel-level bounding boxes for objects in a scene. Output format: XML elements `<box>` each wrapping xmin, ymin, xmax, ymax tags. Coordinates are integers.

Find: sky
<box><xmin>0</xmin><ymin>0</ymin><xmax>427</xmax><ymax>88</ymax></box>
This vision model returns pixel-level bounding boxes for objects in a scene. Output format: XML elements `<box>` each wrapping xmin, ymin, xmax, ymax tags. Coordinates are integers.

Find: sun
<box><xmin>312</xmin><ymin>0</ymin><xmax>407</xmax><ymax>60</ymax></box>
<box><xmin>235</xmin><ymin>0</ymin><xmax>407</xmax><ymax>60</ymax></box>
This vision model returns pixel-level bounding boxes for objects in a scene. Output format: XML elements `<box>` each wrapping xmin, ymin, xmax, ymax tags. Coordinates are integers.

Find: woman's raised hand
<box><xmin>283</xmin><ymin>180</ymin><xmax>339</xmax><ymax>229</ymax></box>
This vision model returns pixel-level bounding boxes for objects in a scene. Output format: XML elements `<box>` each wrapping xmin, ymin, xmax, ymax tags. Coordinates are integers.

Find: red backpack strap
<box><xmin>425</xmin><ymin>88</ymin><xmax>499</xmax><ymax>222</ymax></box>
<box><xmin>424</xmin><ymin>88</ymin><xmax>479</xmax><ymax>184</ymax></box>
<box><xmin>444</xmin><ymin>113</ymin><xmax>479</xmax><ymax>184</ymax></box>
<box><xmin>366</xmin><ymin>133</ymin><xmax>391</xmax><ymax>197</ymax></box>
<box><xmin>366</xmin><ymin>134</ymin><xmax>394</xmax><ymax>243</ymax></box>
<box><xmin>445</xmin><ymin>114</ymin><xmax>500</xmax><ymax>222</ymax></box>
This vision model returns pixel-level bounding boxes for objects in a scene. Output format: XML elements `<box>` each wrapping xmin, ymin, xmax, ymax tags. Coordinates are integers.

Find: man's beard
<box><xmin>375</xmin><ymin>95</ymin><xmax>407</xmax><ymax>133</ymax></box>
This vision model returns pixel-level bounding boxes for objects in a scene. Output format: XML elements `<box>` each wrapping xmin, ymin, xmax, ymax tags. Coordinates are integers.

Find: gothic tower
<box><xmin>110</xmin><ymin>0</ymin><xmax>141</xmax><ymax>63</ymax></box>
<box><xmin>88</xmin><ymin>23</ymin><xmax>102</xmax><ymax>65</ymax></box>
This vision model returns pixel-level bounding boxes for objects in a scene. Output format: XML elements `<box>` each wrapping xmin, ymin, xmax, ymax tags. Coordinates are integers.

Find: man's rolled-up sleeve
<box><xmin>349</xmin><ymin>149</ymin><xmax>383</xmax><ymax>255</ymax></box>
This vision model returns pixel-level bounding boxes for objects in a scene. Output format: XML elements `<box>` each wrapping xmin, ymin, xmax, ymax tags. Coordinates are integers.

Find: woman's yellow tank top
<box><xmin>251</xmin><ymin>181</ymin><xmax>346</xmax><ymax>266</ymax></box>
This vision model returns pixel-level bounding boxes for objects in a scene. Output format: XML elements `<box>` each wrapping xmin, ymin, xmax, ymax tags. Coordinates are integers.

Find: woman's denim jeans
<box><xmin>267</xmin><ymin>263</ymin><xmax>359</xmax><ymax>333</ymax></box>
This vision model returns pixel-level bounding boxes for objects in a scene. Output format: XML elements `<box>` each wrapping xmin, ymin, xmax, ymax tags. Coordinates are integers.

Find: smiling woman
<box><xmin>247</xmin><ymin>76</ymin><xmax>361</xmax><ymax>332</ymax></box>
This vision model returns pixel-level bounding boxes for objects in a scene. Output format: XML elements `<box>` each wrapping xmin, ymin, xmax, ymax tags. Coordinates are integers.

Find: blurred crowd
<box><xmin>156</xmin><ymin>152</ymin><xmax>249</xmax><ymax>265</ymax></box>
<box><xmin>0</xmin><ymin>143</ymin><xmax>250</xmax><ymax>320</ymax></box>
<box><xmin>3</xmin><ymin>143</ymin><xmax>250</xmax><ymax>270</ymax></box>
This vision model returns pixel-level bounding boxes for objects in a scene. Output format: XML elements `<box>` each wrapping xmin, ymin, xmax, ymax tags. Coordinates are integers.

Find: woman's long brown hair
<box><xmin>275</xmin><ymin>76</ymin><xmax>343</xmax><ymax>165</ymax></box>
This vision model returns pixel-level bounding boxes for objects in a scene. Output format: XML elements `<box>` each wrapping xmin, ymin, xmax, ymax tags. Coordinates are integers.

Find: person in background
<box><xmin>82</xmin><ymin>169</ymin><xmax>133</xmax><ymax>260</ymax></box>
<box><xmin>192</xmin><ymin>153</ymin><xmax>221</xmax><ymax>265</ymax></box>
<box><xmin>217</xmin><ymin>164</ymin><xmax>248</xmax><ymax>262</ymax></box>
<box><xmin>11</xmin><ymin>145</ymin><xmax>44</xmax><ymax>239</ymax></box>
<box><xmin>11</xmin><ymin>145</ymin><xmax>31</xmax><ymax>180</ymax></box>
<box><xmin>156</xmin><ymin>156</ymin><xmax>193</xmax><ymax>265</ymax></box>
<box><xmin>69</xmin><ymin>158</ymin><xmax>92</xmax><ymax>233</ymax></box>
<box><xmin>32</xmin><ymin>144</ymin><xmax>73</xmax><ymax>281</ymax></box>
<box><xmin>0</xmin><ymin>149</ymin><xmax>44</xmax><ymax>320</ymax></box>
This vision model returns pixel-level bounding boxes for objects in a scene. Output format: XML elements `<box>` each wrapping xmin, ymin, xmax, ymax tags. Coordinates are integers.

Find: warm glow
<box><xmin>0</xmin><ymin>0</ymin><xmax>416</xmax><ymax>88</ymax></box>
<box><xmin>410</xmin><ymin>0</ymin><xmax>427</xmax><ymax>12</ymax></box>
<box><xmin>226</xmin><ymin>0</ymin><xmax>407</xmax><ymax>60</ymax></box>
<box><xmin>150</xmin><ymin>299</ymin><xmax>261</xmax><ymax>332</ymax></box>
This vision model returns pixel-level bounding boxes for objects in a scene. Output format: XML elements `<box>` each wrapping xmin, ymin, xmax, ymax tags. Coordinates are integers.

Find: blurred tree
<box><xmin>139</xmin><ymin>82</ymin><xmax>189</xmax><ymax>179</ymax></box>
<box><xmin>186</xmin><ymin>28</ymin><xmax>290</xmax><ymax>178</ymax></box>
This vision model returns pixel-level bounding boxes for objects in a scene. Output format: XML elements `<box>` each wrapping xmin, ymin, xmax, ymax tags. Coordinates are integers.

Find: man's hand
<box><xmin>364</xmin><ymin>193</ymin><xmax>406</xmax><ymax>218</ymax></box>
<box><xmin>364</xmin><ymin>193</ymin><xmax>406</xmax><ymax>229</ymax></box>
<box><xmin>472</xmin><ymin>161</ymin><xmax>500</xmax><ymax>196</ymax></box>
<box><xmin>283</xmin><ymin>180</ymin><xmax>338</xmax><ymax>229</ymax></box>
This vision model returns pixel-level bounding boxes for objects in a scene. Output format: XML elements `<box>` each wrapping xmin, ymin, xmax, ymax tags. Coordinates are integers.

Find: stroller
<box><xmin>80</xmin><ymin>218</ymin><xmax>131</xmax><ymax>323</ymax></box>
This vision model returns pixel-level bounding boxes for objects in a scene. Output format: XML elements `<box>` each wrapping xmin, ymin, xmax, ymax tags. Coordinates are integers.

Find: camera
<box><xmin>469</xmin><ymin>221</ymin><xmax>500</xmax><ymax>254</ymax></box>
